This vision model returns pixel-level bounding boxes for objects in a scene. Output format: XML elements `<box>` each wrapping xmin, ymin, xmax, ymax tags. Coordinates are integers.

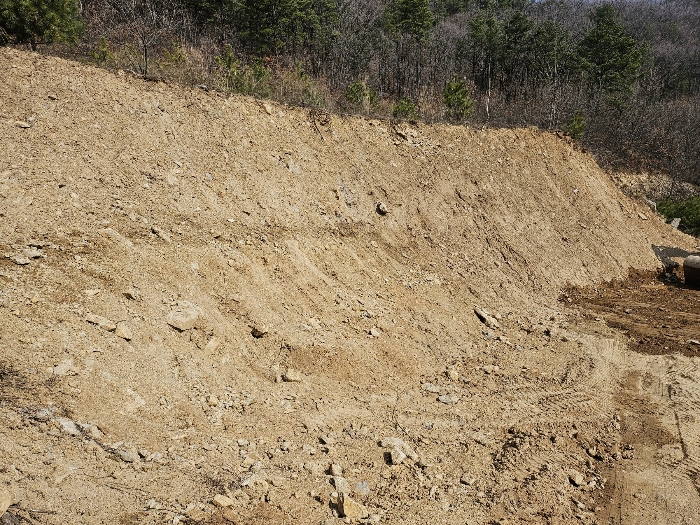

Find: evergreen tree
<box><xmin>577</xmin><ymin>4</ymin><xmax>645</xmax><ymax>97</ymax></box>
<box><xmin>385</xmin><ymin>0</ymin><xmax>434</xmax><ymax>43</ymax></box>
<box><xmin>0</xmin><ymin>0</ymin><xmax>84</xmax><ymax>50</ymax></box>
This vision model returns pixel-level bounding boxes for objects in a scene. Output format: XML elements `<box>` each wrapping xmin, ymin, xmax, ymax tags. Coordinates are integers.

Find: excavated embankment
<box><xmin>0</xmin><ymin>48</ymin><xmax>698</xmax><ymax>525</ymax></box>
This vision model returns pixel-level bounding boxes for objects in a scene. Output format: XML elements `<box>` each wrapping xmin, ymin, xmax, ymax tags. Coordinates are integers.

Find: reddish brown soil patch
<box><xmin>565</xmin><ymin>269</ymin><xmax>700</xmax><ymax>356</ymax></box>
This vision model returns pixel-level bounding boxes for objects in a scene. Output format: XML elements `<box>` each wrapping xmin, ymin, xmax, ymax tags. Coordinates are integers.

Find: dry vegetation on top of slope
<box><xmin>0</xmin><ymin>47</ymin><xmax>699</xmax><ymax>525</ymax></box>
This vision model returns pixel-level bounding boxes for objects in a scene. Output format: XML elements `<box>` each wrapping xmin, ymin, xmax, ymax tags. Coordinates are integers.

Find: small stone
<box><xmin>166</xmin><ymin>302</ymin><xmax>200</xmax><ymax>331</ymax></box>
<box><xmin>638</xmin><ymin>212</ymin><xmax>648</xmax><ymax>220</ymax></box>
<box><xmin>369</xmin><ymin>326</ymin><xmax>381</xmax><ymax>337</ymax></box>
<box><xmin>460</xmin><ymin>473</ymin><xmax>475</xmax><ymax>485</ymax></box>
<box><xmin>390</xmin><ymin>447</ymin><xmax>407</xmax><ymax>465</ymax></box>
<box><xmin>569</xmin><ymin>470</ymin><xmax>585</xmax><ymax>487</ymax></box>
<box><xmin>213</xmin><ymin>494</ymin><xmax>235</xmax><ymax>507</ymax></box>
<box><xmin>114</xmin><ymin>322</ymin><xmax>132</xmax><ymax>340</ymax></box>
<box><xmin>138</xmin><ymin>449</ymin><xmax>150</xmax><ymax>458</ymax></box>
<box><xmin>15</xmin><ymin>121</ymin><xmax>31</xmax><ymax>128</ymax></box>
<box><xmin>376</xmin><ymin>202</ymin><xmax>388</xmax><ymax>215</ymax></box>
<box><xmin>355</xmin><ymin>481</ymin><xmax>371</xmax><ymax>497</ymax></box>
<box><xmin>237</xmin><ymin>439</ymin><xmax>249</xmax><ymax>447</ymax></box>
<box><xmin>332</xmin><ymin>476</ymin><xmax>353</xmax><ymax>494</ymax></box>
<box><xmin>56</xmin><ymin>417</ymin><xmax>81</xmax><ymax>436</ymax></box>
<box><xmin>689</xmin><ymin>340</ymin><xmax>700</xmax><ymax>346</ymax></box>
<box><xmin>303</xmin><ymin>461</ymin><xmax>326</xmax><ymax>476</ymax></box>
<box><xmin>22</xmin><ymin>248</ymin><xmax>43</xmax><ymax>258</ymax></box>
<box><xmin>481</xmin><ymin>365</ymin><xmax>499</xmax><ymax>374</ymax></box>
<box><xmin>10</xmin><ymin>255</ymin><xmax>30</xmax><ymax>265</ymax></box>
<box><xmin>123</xmin><ymin>290</ymin><xmax>140</xmax><ymax>301</ymax></box>
<box><xmin>207</xmin><ymin>394</ymin><xmax>219</xmax><ymax>407</ymax></box>
<box><xmin>204</xmin><ymin>336</ymin><xmax>221</xmax><ymax>352</ymax></box>
<box><xmin>0</xmin><ymin>487</ymin><xmax>12</xmax><ymax>515</ymax></box>
<box><xmin>280</xmin><ymin>441</ymin><xmax>291</xmax><ymax>451</ymax></box>
<box><xmin>98</xmin><ymin>228</ymin><xmax>134</xmax><ymax>248</ymax></box>
<box><xmin>320</xmin><ymin>435</ymin><xmax>336</xmax><ymax>446</ymax></box>
<box><xmin>251</xmin><ymin>325</ymin><xmax>269</xmax><ymax>338</ymax></box>
<box><xmin>52</xmin><ymin>359</ymin><xmax>74</xmax><ymax>376</ymax></box>
<box><xmin>474</xmin><ymin>307</ymin><xmax>500</xmax><ymax>329</ymax></box>
<box><xmin>283</xmin><ymin>369</ymin><xmax>304</xmax><ymax>382</ymax></box>
<box><xmin>447</xmin><ymin>367</ymin><xmax>459</xmax><ymax>381</ymax></box>
<box><xmin>437</xmin><ymin>393</ymin><xmax>459</xmax><ymax>405</ymax></box>
<box><xmin>263</xmin><ymin>103</ymin><xmax>273</xmax><ymax>115</ymax></box>
<box><xmin>302</xmin><ymin>444</ymin><xmax>316</xmax><ymax>455</ymax></box>
<box><xmin>35</xmin><ymin>408</ymin><xmax>52</xmax><ymax>421</ymax></box>
<box><xmin>380</xmin><ymin>437</ymin><xmax>418</xmax><ymax>461</ymax></box>
<box><xmin>79</xmin><ymin>423</ymin><xmax>103</xmax><ymax>440</ymax></box>
<box><xmin>330</xmin><ymin>463</ymin><xmax>343</xmax><ymax>476</ymax></box>
<box><xmin>118</xmin><ymin>448</ymin><xmax>140</xmax><ymax>463</ymax></box>
<box><xmin>86</xmin><ymin>313</ymin><xmax>117</xmax><ymax>332</ymax></box>
<box><xmin>338</xmin><ymin>493</ymin><xmax>369</xmax><ymax>520</ymax></box>
<box><xmin>421</xmin><ymin>383</ymin><xmax>441</xmax><ymax>393</ymax></box>
<box><xmin>268</xmin><ymin>476</ymin><xmax>286</xmax><ymax>487</ymax></box>
<box><xmin>151</xmin><ymin>226</ymin><xmax>172</xmax><ymax>243</ymax></box>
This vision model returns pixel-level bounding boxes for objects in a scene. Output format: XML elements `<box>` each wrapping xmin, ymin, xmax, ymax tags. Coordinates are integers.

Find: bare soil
<box><xmin>1</xmin><ymin>47</ymin><xmax>699</xmax><ymax>525</ymax></box>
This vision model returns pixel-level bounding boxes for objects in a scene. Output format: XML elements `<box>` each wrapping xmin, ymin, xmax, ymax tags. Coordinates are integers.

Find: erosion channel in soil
<box><xmin>1</xmin><ymin>47</ymin><xmax>699</xmax><ymax>525</ymax></box>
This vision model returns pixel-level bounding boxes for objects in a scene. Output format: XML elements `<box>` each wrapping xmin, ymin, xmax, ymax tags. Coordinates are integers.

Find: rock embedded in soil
<box><xmin>166</xmin><ymin>302</ymin><xmax>200</xmax><ymax>331</ymax></box>
<box><xmin>569</xmin><ymin>470</ymin><xmax>585</xmax><ymax>487</ymax></box>
<box><xmin>380</xmin><ymin>437</ymin><xmax>418</xmax><ymax>461</ymax></box>
<box><xmin>282</xmin><ymin>369</ymin><xmax>304</xmax><ymax>382</ymax></box>
<box><xmin>390</xmin><ymin>447</ymin><xmax>407</xmax><ymax>465</ymax></box>
<box><xmin>338</xmin><ymin>493</ymin><xmax>369</xmax><ymax>520</ymax></box>
<box><xmin>376</xmin><ymin>202</ymin><xmax>388</xmax><ymax>215</ymax></box>
<box><xmin>474</xmin><ymin>307</ymin><xmax>500</xmax><ymax>329</ymax></box>
<box><xmin>56</xmin><ymin>417</ymin><xmax>81</xmax><ymax>436</ymax></box>
<box><xmin>460</xmin><ymin>473</ymin><xmax>476</xmax><ymax>485</ymax></box>
<box><xmin>251</xmin><ymin>324</ymin><xmax>269</xmax><ymax>338</ymax></box>
<box><xmin>332</xmin><ymin>476</ymin><xmax>353</xmax><ymax>494</ymax></box>
<box><xmin>437</xmin><ymin>393</ymin><xmax>460</xmax><ymax>405</ymax></box>
<box><xmin>213</xmin><ymin>494</ymin><xmax>235</xmax><ymax>507</ymax></box>
<box><xmin>114</xmin><ymin>322</ymin><xmax>132</xmax><ymax>340</ymax></box>
<box><xmin>330</xmin><ymin>463</ymin><xmax>343</xmax><ymax>476</ymax></box>
<box><xmin>86</xmin><ymin>313</ymin><xmax>117</xmax><ymax>332</ymax></box>
<box><xmin>0</xmin><ymin>487</ymin><xmax>13</xmax><ymax>515</ymax></box>
<box><xmin>10</xmin><ymin>255</ymin><xmax>30</xmax><ymax>265</ymax></box>
<box><xmin>355</xmin><ymin>481</ymin><xmax>371</xmax><ymax>496</ymax></box>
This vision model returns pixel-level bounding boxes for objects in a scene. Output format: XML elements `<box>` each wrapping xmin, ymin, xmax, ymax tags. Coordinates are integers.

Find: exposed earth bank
<box><xmin>0</xmin><ymin>48</ymin><xmax>698</xmax><ymax>525</ymax></box>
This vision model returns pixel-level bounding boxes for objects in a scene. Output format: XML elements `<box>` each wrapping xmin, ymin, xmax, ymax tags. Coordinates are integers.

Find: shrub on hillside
<box><xmin>442</xmin><ymin>75</ymin><xmax>474</xmax><ymax>122</ymax></box>
<box><xmin>392</xmin><ymin>97</ymin><xmax>418</xmax><ymax>120</ymax></box>
<box><xmin>658</xmin><ymin>197</ymin><xmax>700</xmax><ymax>237</ymax></box>
<box><xmin>344</xmin><ymin>79</ymin><xmax>379</xmax><ymax>114</ymax></box>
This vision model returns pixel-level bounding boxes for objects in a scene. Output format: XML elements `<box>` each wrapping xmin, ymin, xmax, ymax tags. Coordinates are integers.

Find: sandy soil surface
<box><xmin>0</xmin><ymin>47</ymin><xmax>698</xmax><ymax>525</ymax></box>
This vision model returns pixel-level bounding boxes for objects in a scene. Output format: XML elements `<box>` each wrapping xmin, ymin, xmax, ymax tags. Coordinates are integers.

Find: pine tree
<box><xmin>577</xmin><ymin>4</ymin><xmax>645</xmax><ymax>97</ymax></box>
<box><xmin>0</xmin><ymin>0</ymin><xmax>84</xmax><ymax>50</ymax></box>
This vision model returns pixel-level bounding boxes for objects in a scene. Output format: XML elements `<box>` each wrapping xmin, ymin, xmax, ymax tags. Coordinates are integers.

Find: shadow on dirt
<box><xmin>652</xmin><ymin>244</ymin><xmax>696</xmax><ymax>266</ymax></box>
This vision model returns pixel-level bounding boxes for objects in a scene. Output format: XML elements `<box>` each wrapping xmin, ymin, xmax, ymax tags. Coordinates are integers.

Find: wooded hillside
<box><xmin>2</xmin><ymin>0</ymin><xmax>699</xmax><ymax>189</ymax></box>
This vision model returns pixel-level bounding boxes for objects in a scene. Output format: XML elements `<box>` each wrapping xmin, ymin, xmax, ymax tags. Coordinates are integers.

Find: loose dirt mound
<box><xmin>0</xmin><ymin>47</ymin><xmax>698</xmax><ymax>525</ymax></box>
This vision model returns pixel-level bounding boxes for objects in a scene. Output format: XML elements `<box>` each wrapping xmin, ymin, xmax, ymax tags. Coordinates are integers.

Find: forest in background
<box><xmin>1</xmin><ymin>0</ymin><xmax>700</xmax><ymax>198</ymax></box>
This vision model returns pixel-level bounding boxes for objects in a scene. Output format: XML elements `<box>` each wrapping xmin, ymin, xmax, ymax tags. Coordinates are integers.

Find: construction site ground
<box><xmin>1</xmin><ymin>47</ymin><xmax>699</xmax><ymax>525</ymax></box>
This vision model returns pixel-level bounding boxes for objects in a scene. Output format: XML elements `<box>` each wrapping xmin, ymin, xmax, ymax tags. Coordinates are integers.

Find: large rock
<box><xmin>684</xmin><ymin>255</ymin><xmax>700</xmax><ymax>287</ymax></box>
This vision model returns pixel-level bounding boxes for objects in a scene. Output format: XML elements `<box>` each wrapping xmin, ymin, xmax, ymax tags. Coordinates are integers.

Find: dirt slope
<box><xmin>0</xmin><ymin>47</ymin><xmax>698</xmax><ymax>525</ymax></box>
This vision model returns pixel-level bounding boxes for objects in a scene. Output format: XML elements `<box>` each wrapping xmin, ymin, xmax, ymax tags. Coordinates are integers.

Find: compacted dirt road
<box><xmin>0</xmin><ymin>48</ymin><xmax>699</xmax><ymax>524</ymax></box>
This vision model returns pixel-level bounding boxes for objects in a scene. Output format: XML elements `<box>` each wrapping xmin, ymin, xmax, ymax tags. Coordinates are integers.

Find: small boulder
<box><xmin>338</xmin><ymin>493</ymin><xmax>368</xmax><ymax>520</ymax></box>
<box><xmin>0</xmin><ymin>487</ymin><xmax>12</xmax><ymax>515</ymax></box>
<box><xmin>86</xmin><ymin>313</ymin><xmax>117</xmax><ymax>332</ymax></box>
<box><xmin>166</xmin><ymin>302</ymin><xmax>200</xmax><ymax>331</ymax></box>
<box><xmin>282</xmin><ymin>369</ymin><xmax>304</xmax><ymax>383</ymax></box>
